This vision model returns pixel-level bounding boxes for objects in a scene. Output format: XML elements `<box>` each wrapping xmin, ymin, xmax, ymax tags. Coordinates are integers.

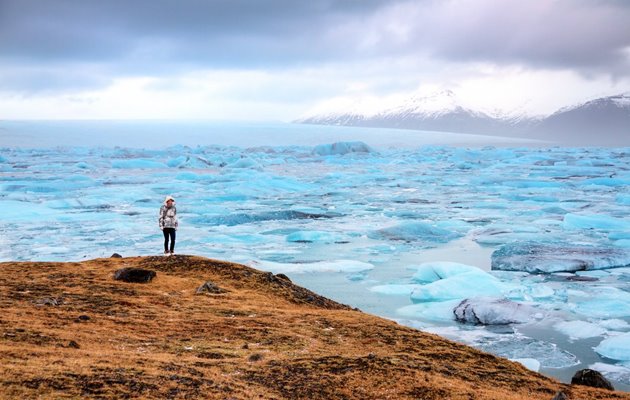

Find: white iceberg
<box><xmin>250</xmin><ymin>259</ymin><xmax>375</xmax><ymax>275</ymax></box>
<box><xmin>454</xmin><ymin>297</ymin><xmax>537</xmax><ymax>325</ymax></box>
<box><xmin>411</xmin><ymin>270</ymin><xmax>513</xmax><ymax>302</ymax></box>
<box><xmin>554</xmin><ymin>320</ymin><xmax>607</xmax><ymax>340</ymax></box>
<box><xmin>595</xmin><ymin>332</ymin><xmax>630</xmax><ymax>361</ymax></box>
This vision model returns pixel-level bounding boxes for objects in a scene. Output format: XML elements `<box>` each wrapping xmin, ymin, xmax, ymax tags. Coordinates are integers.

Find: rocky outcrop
<box><xmin>195</xmin><ymin>281</ymin><xmax>228</xmax><ymax>294</ymax></box>
<box><xmin>113</xmin><ymin>267</ymin><xmax>156</xmax><ymax>283</ymax></box>
<box><xmin>571</xmin><ymin>369</ymin><xmax>615</xmax><ymax>390</ymax></box>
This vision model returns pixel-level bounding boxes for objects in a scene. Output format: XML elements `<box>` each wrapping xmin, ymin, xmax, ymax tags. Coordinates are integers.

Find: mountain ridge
<box><xmin>297</xmin><ymin>92</ymin><xmax>630</xmax><ymax>146</ymax></box>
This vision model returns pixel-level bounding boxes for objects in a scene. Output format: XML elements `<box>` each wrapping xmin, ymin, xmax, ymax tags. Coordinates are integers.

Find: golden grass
<box><xmin>0</xmin><ymin>255</ymin><xmax>628</xmax><ymax>399</ymax></box>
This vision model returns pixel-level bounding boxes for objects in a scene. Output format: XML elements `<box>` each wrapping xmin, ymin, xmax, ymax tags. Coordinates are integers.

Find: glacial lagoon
<box><xmin>1</xmin><ymin>120</ymin><xmax>629</xmax><ymax>389</ymax></box>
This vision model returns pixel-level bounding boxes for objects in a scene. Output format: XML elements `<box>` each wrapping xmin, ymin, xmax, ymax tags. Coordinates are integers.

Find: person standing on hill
<box><xmin>159</xmin><ymin>195</ymin><xmax>178</xmax><ymax>255</ymax></box>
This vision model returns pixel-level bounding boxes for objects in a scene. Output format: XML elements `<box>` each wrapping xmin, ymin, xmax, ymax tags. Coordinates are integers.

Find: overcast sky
<box><xmin>1</xmin><ymin>0</ymin><xmax>629</xmax><ymax>120</ymax></box>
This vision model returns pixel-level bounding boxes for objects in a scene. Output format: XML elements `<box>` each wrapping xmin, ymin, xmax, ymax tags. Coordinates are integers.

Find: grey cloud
<box><xmin>1</xmin><ymin>0</ymin><xmax>629</xmax><ymax>95</ymax></box>
<box><xmin>0</xmin><ymin>0</ymin><xmax>389</xmax><ymax>67</ymax></box>
<box><xmin>406</xmin><ymin>0</ymin><xmax>630</xmax><ymax>76</ymax></box>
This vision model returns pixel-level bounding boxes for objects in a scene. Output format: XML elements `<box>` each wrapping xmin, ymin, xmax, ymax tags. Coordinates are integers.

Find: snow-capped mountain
<box><xmin>297</xmin><ymin>92</ymin><xmax>629</xmax><ymax>146</ymax></box>
<box><xmin>534</xmin><ymin>93</ymin><xmax>630</xmax><ymax>145</ymax></box>
<box><xmin>297</xmin><ymin>90</ymin><xmax>539</xmax><ymax>137</ymax></box>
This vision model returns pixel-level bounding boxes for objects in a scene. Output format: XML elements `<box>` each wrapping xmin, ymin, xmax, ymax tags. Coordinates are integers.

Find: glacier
<box><xmin>1</xmin><ymin>121</ymin><xmax>630</xmax><ymax>390</ymax></box>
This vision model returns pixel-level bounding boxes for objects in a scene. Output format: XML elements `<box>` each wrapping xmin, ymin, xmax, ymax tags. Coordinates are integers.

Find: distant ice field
<box><xmin>1</xmin><ymin>121</ymin><xmax>629</xmax><ymax>389</ymax></box>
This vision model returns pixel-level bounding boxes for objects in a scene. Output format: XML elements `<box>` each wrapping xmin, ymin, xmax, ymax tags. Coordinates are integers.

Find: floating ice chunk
<box><xmin>598</xmin><ymin>319</ymin><xmax>630</xmax><ymax>332</ymax></box>
<box><xmin>411</xmin><ymin>270</ymin><xmax>513</xmax><ymax>302</ymax></box>
<box><xmin>411</xmin><ymin>262</ymin><xmax>481</xmax><ymax>283</ymax></box>
<box><xmin>595</xmin><ymin>332</ymin><xmax>630</xmax><ymax>361</ymax></box>
<box><xmin>74</xmin><ymin>161</ymin><xmax>92</xmax><ymax>169</ymax></box>
<box><xmin>111</xmin><ymin>159</ymin><xmax>167</xmax><ymax>169</ymax></box>
<box><xmin>470</xmin><ymin>224</ymin><xmax>546</xmax><ymax>246</ymax></box>
<box><xmin>250</xmin><ymin>259</ymin><xmax>374</xmax><ymax>275</ymax></box>
<box><xmin>511</xmin><ymin>358</ymin><xmax>541</xmax><ymax>372</ymax></box>
<box><xmin>410</xmin><ymin>266</ymin><xmax>441</xmax><ymax>283</ymax></box>
<box><xmin>286</xmin><ymin>230</ymin><xmax>347</xmax><ymax>244</ymax></box>
<box><xmin>563</xmin><ymin>213</ymin><xmax>630</xmax><ymax>231</ymax></box>
<box><xmin>614</xmin><ymin>240</ymin><xmax>630</xmax><ymax>248</ymax></box>
<box><xmin>491</xmin><ymin>242</ymin><xmax>630</xmax><ymax>273</ymax></box>
<box><xmin>608</xmin><ymin>230</ymin><xmax>630</xmax><ymax>242</ymax></box>
<box><xmin>554</xmin><ymin>320</ymin><xmax>607</xmax><ymax>340</ymax></box>
<box><xmin>575</xmin><ymin>270</ymin><xmax>610</xmax><ymax>278</ymax></box>
<box><xmin>312</xmin><ymin>141</ymin><xmax>373</xmax><ymax>156</ymax></box>
<box><xmin>501</xmin><ymin>179</ymin><xmax>562</xmax><ymax>189</ymax></box>
<box><xmin>369</xmin><ymin>284</ymin><xmax>420</xmax><ymax>296</ymax></box>
<box><xmin>589</xmin><ymin>362</ymin><xmax>630</xmax><ymax>385</ymax></box>
<box><xmin>228</xmin><ymin>157</ymin><xmax>262</xmax><ymax>169</ymax></box>
<box><xmin>506</xmin><ymin>283</ymin><xmax>556</xmax><ymax>301</ymax></box>
<box><xmin>3</xmin><ymin>200</ymin><xmax>58</xmax><ymax>221</ymax></box>
<box><xmin>369</xmin><ymin>222</ymin><xmax>462</xmax><ymax>243</ymax></box>
<box><xmin>573</xmin><ymin>287</ymin><xmax>630</xmax><ymax>318</ymax></box>
<box><xmin>609</xmin><ymin>267</ymin><xmax>630</xmax><ymax>276</ymax></box>
<box><xmin>480</xmin><ymin>337</ymin><xmax>579</xmax><ymax>369</ymax></box>
<box><xmin>397</xmin><ymin>300</ymin><xmax>461</xmax><ymax>322</ymax></box>
<box><xmin>201</xmin><ymin>210</ymin><xmax>339</xmax><ymax>226</ymax></box>
<box><xmin>581</xmin><ymin>177</ymin><xmax>630</xmax><ymax>187</ymax></box>
<box><xmin>167</xmin><ymin>156</ymin><xmax>188</xmax><ymax>168</ymax></box>
<box><xmin>454</xmin><ymin>297</ymin><xmax>537</xmax><ymax>325</ymax></box>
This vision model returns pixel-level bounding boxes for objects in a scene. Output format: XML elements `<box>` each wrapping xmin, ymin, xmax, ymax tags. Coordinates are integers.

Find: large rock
<box><xmin>113</xmin><ymin>268</ymin><xmax>156</xmax><ymax>283</ymax></box>
<box><xmin>571</xmin><ymin>368</ymin><xmax>614</xmax><ymax>390</ymax></box>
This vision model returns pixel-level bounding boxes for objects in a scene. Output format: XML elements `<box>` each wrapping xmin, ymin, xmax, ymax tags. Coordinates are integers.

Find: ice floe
<box><xmin>249</xmin><ymin>259</ymin><xmax>375</xmax><ymax>275</ymax></box>
<box><xmin>589</xmin><ymin>362</ymin><xmax>630</xmax><ymax>386</ymax></box>
<box><xmin>454</xmin><ymin>297</ymin><xmax>538</xmax><ymax>325</ymax></box>
<box><xmin>595</xmin><ymin>332</ymin><xmax>630</xmax><ymax>362</ymax></box>
<box><xmin>369</xmin><ymin>222</ymin><xmax>462</xmax><ymax>244</ymax></box>
<box><xmin>410</xmin><ymin>269</ymin><xmax>514</xmax><ymax>302</ymax></box>
<box><xmin>554</xmin><ymin>320</ymin><xmax>607</xmax><ymax>340</ymax></box>
<box><xmin>491</xmin><ymin>242</ymin><xmax>630</xmax><ymax>273</ymax></box>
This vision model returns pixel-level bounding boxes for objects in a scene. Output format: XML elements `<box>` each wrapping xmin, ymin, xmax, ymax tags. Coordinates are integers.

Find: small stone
<box><xmin>195</xmin><ymin>281</ymin><xmax>227</xmax><ymax>294</ymax></box>
<box><xmin>571</xmin><ymin>368</ymin><xmax>614</xmax><ymax>390</ymax></box>
<box><xmin>114</xmin><ymin>268</ymin><xmax>156</xmax><ymax>283</ymax></box>
<box><xmin>111</xmin><ymin>253</ymin><xmax>123</xmax><ymax>258</ymax></box>
<box><xmin>248</xmin><ymin>353</ymin><xmax>263</xmax><ymax>362</ymax></box>
<box><xmin>36</xmin><ymin>297</ymin><xmax>61</xmax><ymax>306</ymax></box>
<box><xmin>551</xmin><ymin>391</ymin><xmax>569</xmax><ymax>400</ymax></box>
<box><xmin>75</xmin><ymin>315</ymin><xmax>90</xmax><ymax>323</ymax></box>
<box><xmin>68</xmin><ymin>340</ymin><xmax>80</xmax><ymax>349</ymax></box>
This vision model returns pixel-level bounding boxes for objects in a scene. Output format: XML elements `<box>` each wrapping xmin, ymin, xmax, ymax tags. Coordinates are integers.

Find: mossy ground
<box><xmin>1</xmin><ymin>255</ymin><xmax>628</xmax><ymax>399</ymax></box>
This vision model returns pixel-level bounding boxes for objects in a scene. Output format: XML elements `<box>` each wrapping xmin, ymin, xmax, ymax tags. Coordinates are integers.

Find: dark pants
<box><xmin>163</xmin><ymin>228</ymin><xmax>176</xmax><ymax>253</ymax></box>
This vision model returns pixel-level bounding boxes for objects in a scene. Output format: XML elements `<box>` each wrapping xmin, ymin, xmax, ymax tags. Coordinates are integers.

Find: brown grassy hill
<box><xmin>1</xmin><ymin>255</ymin><xmax>628</xmax><ymax>399</ymax></box>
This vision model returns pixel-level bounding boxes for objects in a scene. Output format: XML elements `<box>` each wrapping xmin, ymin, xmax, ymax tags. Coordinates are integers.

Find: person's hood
<box><xmin>164</xmin><ymin>195</ymin><xmax>175</xmax><ymax>205</ymax></box>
